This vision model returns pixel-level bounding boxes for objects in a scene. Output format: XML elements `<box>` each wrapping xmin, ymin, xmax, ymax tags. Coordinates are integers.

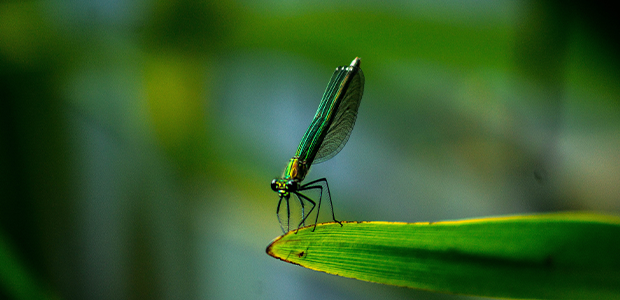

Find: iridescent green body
<box><xmin>271</xmin><ymin>57</ymin><xmax>365</xmax><ymax>232</ymax></box>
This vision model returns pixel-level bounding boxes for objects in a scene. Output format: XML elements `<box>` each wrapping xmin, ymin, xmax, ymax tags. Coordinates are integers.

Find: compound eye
<box><xmin>271</xmin><ymin>179</ymin><xmax>279</xmax><ymax>191</ymax></box>
<box><xmin>286</xmin><ymin>180</ymin><xmax>299</xmax><ymax>192</ymax></box>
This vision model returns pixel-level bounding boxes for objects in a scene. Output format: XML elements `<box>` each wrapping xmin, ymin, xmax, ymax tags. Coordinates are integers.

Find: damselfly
<box><xmin>271</xmin><ymin>57</ymin><xmax>365</xmax><ymax>233</ymax></box>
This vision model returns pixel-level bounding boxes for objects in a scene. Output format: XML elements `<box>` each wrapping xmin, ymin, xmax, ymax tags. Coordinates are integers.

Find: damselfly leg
<box><xmin>276</xmin><ymin>193</ymin><xmax>306</xmax><ymax>233</ymax></box>
<box><xmin>299</xmin><ymin>178</ymin><xmax>342</xmax><ymax>231</ymax></box>
<box><xmin>276</xmin><ymin>178</ymin><xmax>342</xmax><ymax>233</ymax></box>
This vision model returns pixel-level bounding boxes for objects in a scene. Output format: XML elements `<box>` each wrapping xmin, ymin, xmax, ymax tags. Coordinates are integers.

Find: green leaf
<box><xmin>0</xmin><ymin>230</ymin><xmax>59</xmax><ymax>300</ymax></box>
<box><xmin>266</xmin><ymin>212</ymin><xmax>620</xmax><ymax>299</ymax></box>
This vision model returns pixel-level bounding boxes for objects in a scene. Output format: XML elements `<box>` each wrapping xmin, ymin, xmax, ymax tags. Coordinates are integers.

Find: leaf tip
<box><xmin>265</xmin><ymin>235</ymin><xmax>283</xmax><ymax>258</ymax></box>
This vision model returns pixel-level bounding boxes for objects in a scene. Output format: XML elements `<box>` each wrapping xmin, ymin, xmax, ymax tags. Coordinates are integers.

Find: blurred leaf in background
<box><xmin>1</xmin><ymin>0</ymin><xmax>619</xmax><ymax>300</ymax></box>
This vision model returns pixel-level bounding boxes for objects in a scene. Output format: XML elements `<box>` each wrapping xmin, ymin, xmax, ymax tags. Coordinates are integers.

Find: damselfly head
<box><xmin>271</xmin><ymin>178</ymin><xmax>299</xmax><ymax>195</ymax></box>
<box><xmin>271</xmin><ymin>179</ymin><xmax>282</xmax><ymax>192</ymax></box>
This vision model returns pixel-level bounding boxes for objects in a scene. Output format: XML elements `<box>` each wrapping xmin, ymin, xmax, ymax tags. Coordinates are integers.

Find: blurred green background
<box><xmin>1</xmin><ymin>0</ymin><xmax>619</xmax><ymax>299</ymax></box>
